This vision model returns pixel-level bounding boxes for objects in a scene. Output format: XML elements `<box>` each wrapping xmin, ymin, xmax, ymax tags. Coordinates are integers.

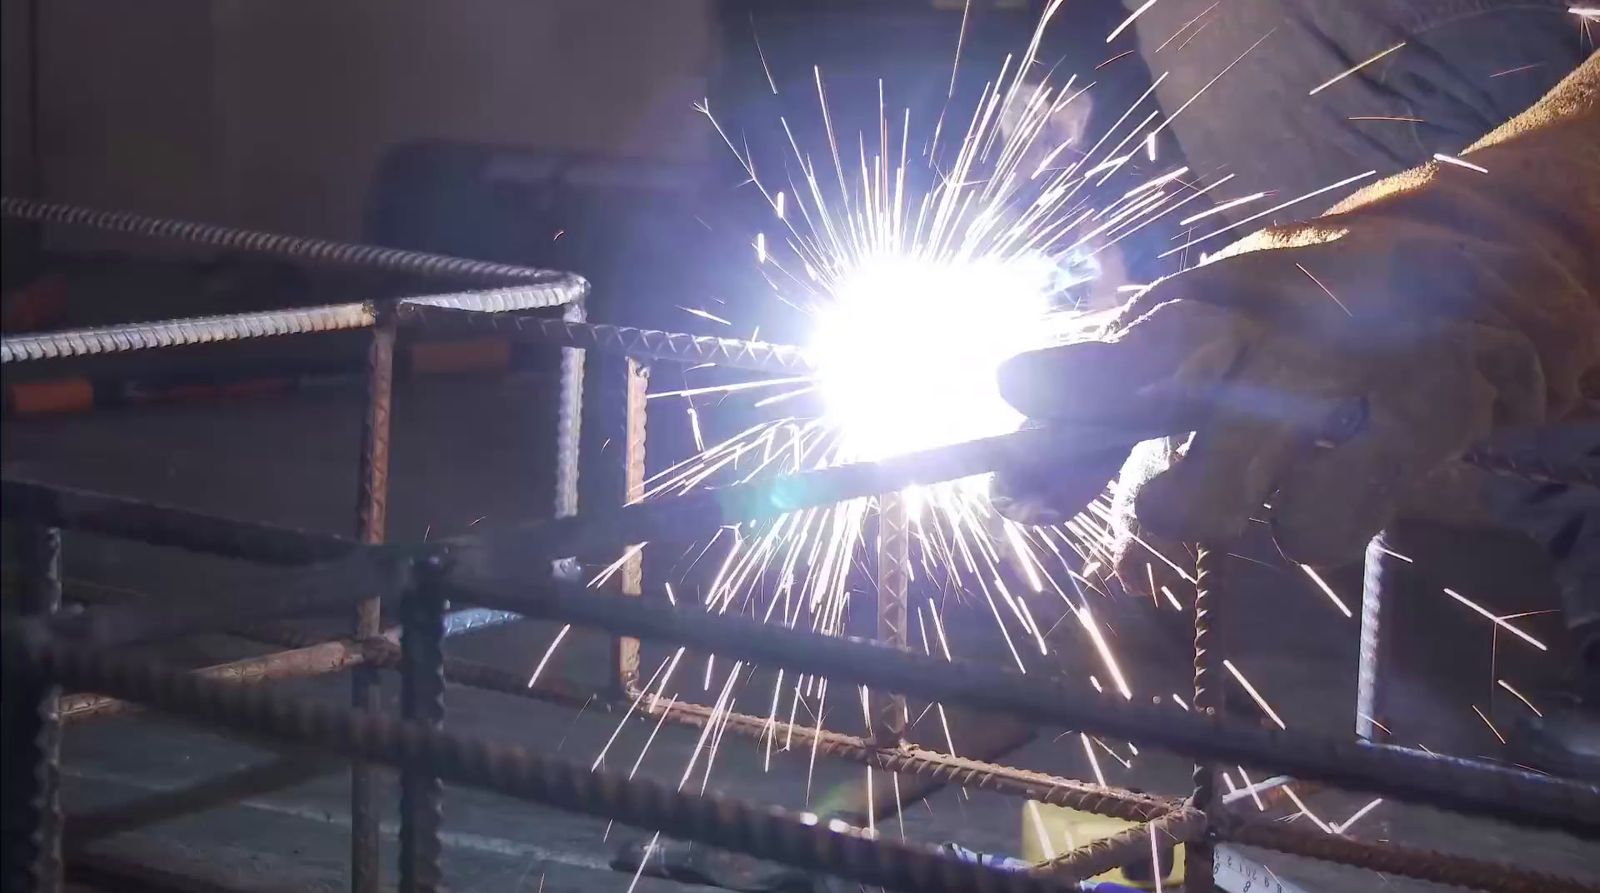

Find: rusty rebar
<box><xmin>398</xmin><ymin>559</ymin><xmax>448</xmax><ymax>893</ymax></box>
<box><xmin>453</xmin><ymin>579</ymin><xmax>1600</xmax><ymax>835</ymax></box>
<box><xmin>6</xmin><ymin>635</ymin><xmax>1065</xmax><ymax>893</ymax></box>
<box><xmin>1</xmin><ymin>477</ymin><xmax>356</xmax><ymax>565</ymax></box>
<box><xmin>1222</xmin><ymin>819</ymin><xmax>1599</xmax><ymax>893</ymax></box>
<box><xmin>351</xmin><ymin>310</ymin><xmax>395</xmax><ymax>893</ymax></box>
<box><xmin>614</xmin><ymin>358</ymin><xmax>650</xmax><ymax>698</ymax></box>
<box><xmin>1034</xmin><ymin>808</ymin><xmax>1204</xmax><ymax>881</ymax></box>
<box><xmin>1</xmin><ymin>196</ymin><xmax>579</xmax><ymax>287</ymax></box>
<box><xmin>633</xmin><ymin>691</ymin><xmax>1175</xmax><ymax>822</ymax></box>
<box><xmin>60</xmin><ymin>638</ymin><xmax>370</xmax><ymax>723</ymax></box>
<box><xmin>394</xmin><ymin>301</ymin><xmax>816</xmax><ymax>375</ymax></box>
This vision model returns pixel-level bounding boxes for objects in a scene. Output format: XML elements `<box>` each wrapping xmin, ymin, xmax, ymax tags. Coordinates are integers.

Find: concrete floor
<box><xmin>5</xmin><ymin>323</ymin><xmax>1599</xmax><ymax>890</ymax></box>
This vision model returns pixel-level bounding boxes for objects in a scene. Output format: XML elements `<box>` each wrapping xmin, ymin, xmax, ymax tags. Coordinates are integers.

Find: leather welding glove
<box><xmin>995</xmin><ymin>51</ymin><xmax>1600</xmax><ymax>579</ymax></box>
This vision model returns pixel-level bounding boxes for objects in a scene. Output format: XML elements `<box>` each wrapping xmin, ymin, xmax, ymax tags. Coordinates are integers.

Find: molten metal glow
<box><xmin>813</xmin><ymin>255</ymin><xmax>1051</xmax><ymax>462</ymax></box>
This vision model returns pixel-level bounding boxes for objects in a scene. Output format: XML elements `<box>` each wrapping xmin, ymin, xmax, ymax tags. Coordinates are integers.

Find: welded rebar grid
<box><xmin>5</xmin><ymin>199</ymin><xmax>1599</xmax><ymax>893</ymax></box>
<box><xmin>3</xmin><ymin>636</ymin><xmax>1064</xmax><ymax>893</ymax></box>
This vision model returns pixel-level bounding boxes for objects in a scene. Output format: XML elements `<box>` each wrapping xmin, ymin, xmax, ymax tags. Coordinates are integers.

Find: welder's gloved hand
<box><xmin>994</xmin><ymin>52</ymin><xmax>1600</xmax><ymax>578</ymax></box>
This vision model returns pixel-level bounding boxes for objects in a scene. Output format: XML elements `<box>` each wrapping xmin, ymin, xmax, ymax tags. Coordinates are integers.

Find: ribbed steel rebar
<box><xmin>1</xmin><ymin>303</ymin><xmax>378</xmax><ymax>362</ymax></box>
<box><xmin>454</xmin><ymin>580</ymin><xmax>1600</xmax><ymax>836</ymax></box>
<box><xmin>1</xmin><ymin>477</ymin><xmax>357</xmax><ymax>565</ymax></box>
<box><xmin>1</xmin><ymin>526</ymin><xmax>64</xmax><ymax>893</ymax></box>
<box><xmin>1187</xmin><ymin>545</ymin><xmax>1221</xmax><ymax>892</ymax></box>
<box><xmin>351</xmin><ymin>313</ymin><xmax>396</xmax><ymax>893</ymax></box>
<box><xmin>4</xmin><ymin>635</ymin><xmax>1063</xmax><ymax>893</ymax></box>
<box><xmin>634</xmin><ymin>691</ymin><xmax>1176</xmax><ymax>822</ymax></box>
<box><xmin>61</xmin><ymin>638</ymin><xmax>368</xmax><ymax>723</ymax></box>
<box><xmin>398</xmin><ymin>560</ymin><xmax>448</xmax><ymax>893</ymax></box>
<box><xmin>1222</xmin><ymin>819</ymin><xmax>1599</xmax><ymax>893</ymax></box>
<box><xmin>1035</xmin><ymin>808</ymin><xmax>1204</xmax><ymax>881</ymax></box>
<box><xmin>1</xmin><ymin>197</ymin><xmax>581</xmax><ymax>287</ymax></box>
<box><xmin>875</xmin><ymin>492</ymin><xmax>911</xmax><ymax>747</ymax></box>
<box><xmin>394</xmin><ymin>302</ymin><xmax>817</xmax><ymax>375</ymax></box>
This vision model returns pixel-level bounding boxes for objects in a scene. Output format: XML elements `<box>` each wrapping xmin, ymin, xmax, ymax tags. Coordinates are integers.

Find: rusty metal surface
<box><xmin>633</xmin><ymin>692</ymin><xmax>1173</xmax><ymax>822</ymax></box>
<box><xmin>394</xmin><ymin>302</ymin><xmax>816</xmax><ymax>375</ymax></box>
<box><xmin>1</xmin><ymin>478</ymin><xmax>357</xmax><ymax>565</ymax></box>
<box><xmin>1222</xmin><ymin>819</ymin><xmax>1599</xmax><ymax>893</ymax></box>
<box><xmin>7</xmin><ymin>636</ymin><xmax>1066</xmax><ymax>893</ymax></box>
<box><xmin>614</xmin><ymin>359</ymin><xmax>650</xmax><ymax>698</ymax></box>
<box><xmin>874</xmin><ymin>492</ymin><xmax>910</xmax><ymax>747</ymax></box>
<box><xmin>350</xmin><ymin>313</ymin><xmax>396</xmax><ymax>893</ymax></box>
<box><xmin>457</xmin><ymin>579</ymin><xmax>1600</xmax><ymax>835</ymax></box>
<box><xmin>60</xmin><ymin>638</ymin><xmax>370</xmax><ymax>723</ymax></box>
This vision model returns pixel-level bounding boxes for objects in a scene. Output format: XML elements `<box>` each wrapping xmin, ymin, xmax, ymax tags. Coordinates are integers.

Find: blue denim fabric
<box><xmin>1129</xmin><ymin>0</ymin><xmax>1589</xmax><ymax>225</ymax></box>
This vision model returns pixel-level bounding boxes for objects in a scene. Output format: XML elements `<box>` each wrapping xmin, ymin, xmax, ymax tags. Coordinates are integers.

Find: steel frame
<box><xmin>2</xmin><ymin>199</ymin><xmax>1598</xmax><ymax>893</ymax></box>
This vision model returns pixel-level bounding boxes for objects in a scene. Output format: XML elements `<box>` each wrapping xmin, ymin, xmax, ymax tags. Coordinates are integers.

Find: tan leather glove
<box><xmin>996</xmin><ymin>51</ymin><xmax>1600</xmax><ymax>579</ymax></box>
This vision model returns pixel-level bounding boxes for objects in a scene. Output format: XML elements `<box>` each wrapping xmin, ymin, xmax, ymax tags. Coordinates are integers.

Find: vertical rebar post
<box><xmin>874</xmin><ymin>492</ymin><xmax>910</xmax><ymax>748</ymax></box>
<box><xmin>1357</xmin><ymin>533</ymin><xmax>1398</xmax><ymax>743</ymax></box>
<box><xmin>1185</xmin><ymin>544</ymin><xmax>1220</xmax><ymax>893</ymax></box>
<box><xmin>1</xmin><ymin>525</ymin><xmax>64</xmax><ymax>893</ymax></box>
<box><xmin>351</xmin><ymin>309</ymin><xmax>395</xmax><ymax>893</ymax></box>
<box><xmin>553</xmin><ymin>300</ymin><xmax>586</xmax><ymax>573</ymax></box>
<box><xmin>614</xmin><ymin>358</ymin><xmax>649</xmax><ymax>697</ymax></box>
<box><xmin>398</xmin><ymin>555</ymin><xmax>447</xmax><ymax>893</ymax></box>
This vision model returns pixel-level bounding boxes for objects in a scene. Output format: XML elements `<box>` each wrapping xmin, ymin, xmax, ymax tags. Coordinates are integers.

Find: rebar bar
<box><xmin>68</xmin><ymin>754</ymin><xmax>336</xmax><ymax>844</ymax></box>
<box><xmin>398</xmin><ymin>559</ymin><xmax>448</xmax><ymax>893</ymax></box>
<box><xmin>351</xmin><ymin>311</ymin><xmax>396</xmax><ymax>893</ymax></box>
<box><xmin>1</xmin><ymin>478</ymin><xmax>356</xmax><ymax>565</ymax></box>
<box><xmin>1222</xmin><ymin>819</ymin><xmax>1599</xmax><ymax>893</ymax></box>
<box><xmin>4</xmin><ymin>635</ymin><xmax>1066</xmax><ymax>893</ymax></box>
<box><xmin>61</xmin><ymin>638</ymin><xmax>370</xmax><ymax>722</ymax></box>
<box><xmin>634</xmin><ymin>693</ymin><xmax>1175</xmax><ymax>822</ymax></box>
<box><xmin>393</xmin><ymin>301</ymin><xmax>817</xmax><ymax>375</ymax></box>
<box><xmin>875</xmin><ymin>492</ymin><xmax>910</xmax><ymax>747</ymax></box>
<box><xmin>40</xmin><ymin>554</ymin><xmax>400</xmax><ymax>648</ymax></box>
<box><xmin>1357</xmin><ymin>532</ymin><xmax>1400</xmax><ymax>743</ymax></box>
<box><xmin>1187</xmin><ymin>545</ymin><xmax>1222</xmax><ymax>892</ymax></box>
<box><xmin>1</xmin><ymin>197</ymin><xmax>581</xmax><ymax>288</ymax></box>
<box><xmin>1034</xmin><ymin>808</ymin><xmax>1203</xmax><ymax>881</ymax></box>
<box><xmin>2</xmin><ymin>525</ymin><xmax>64</xmax><ymax>893</ymax></box>
<box><xmin>452</xmin><ymin>578</ymin><xmax>1600</xmax><ymax>836</ymax></box>
<box><xmin>614</xmin><ymin>358</ymin><xmax>650</xmax><ymax>698</ymax></box>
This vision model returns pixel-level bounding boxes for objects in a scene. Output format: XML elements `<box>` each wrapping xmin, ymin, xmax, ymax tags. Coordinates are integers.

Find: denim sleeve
<box><xmin>1129</xmin><ymin>0</ymin><xmax>1589</xmax><ymax>229</ymax></box>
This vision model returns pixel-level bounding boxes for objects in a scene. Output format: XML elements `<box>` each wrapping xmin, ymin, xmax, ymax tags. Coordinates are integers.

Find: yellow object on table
<box><xmin>1021</xmin><ymin>801</ymin><xmax>1184</xmax><ymax>890</ymax></box>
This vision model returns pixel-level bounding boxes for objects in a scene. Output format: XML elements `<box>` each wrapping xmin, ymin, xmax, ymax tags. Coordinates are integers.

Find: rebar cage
<box><xmin>1</xmin><ymin>198</ymin><xmax>1596</xmax><ymax>893</ymax></box>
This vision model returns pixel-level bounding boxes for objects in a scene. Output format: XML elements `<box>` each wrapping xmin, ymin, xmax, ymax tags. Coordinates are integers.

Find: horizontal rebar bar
<box><xmin>1222</xmin><ymin>818</ymin><xmax>1598</xmax><ymax>893</ymax></box>
<box><xmin>5</xmin><ymin>634</ymin><xmax>1064</xmax><ymax>893</ymax></box>
<box><xmin>1</xmin><ymin>478</ymin><xmax>357</xmax><ymax>565</ymax></box>
<box><xmin>451</xmin><ymin>579</ymin><xmax>1600</xmax><ymax>837</ymax></box>
<box><xmin>61</xmin><ymin>638</ymin><xmax>371</xmax><ymax>722</ymax></box>
<box><xmin>394</xmin><ymin>302</ymin><xmax>817</xmax><ymax>374</ymax></box>
<box><xmin>2</xmin><ymin>197</ymin><xmax>582</xmax><ymax>288</ymax></box>
<box><xmin>633</xmin><ymin>690</ymin><xmax>1176</xmax><ymax>823</ymax></box>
